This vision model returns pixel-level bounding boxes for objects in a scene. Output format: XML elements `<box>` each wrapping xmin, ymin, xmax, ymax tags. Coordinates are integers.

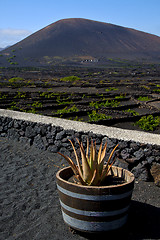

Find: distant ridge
<box><xmin>1</xmin><ymin>18</ymin><xmax>160</xmax><ymax>66</ymax></box>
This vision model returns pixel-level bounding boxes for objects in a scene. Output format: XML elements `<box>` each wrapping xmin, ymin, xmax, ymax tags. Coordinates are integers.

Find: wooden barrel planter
<box><xmin>56</xmin><ymin>166</ymin><xmax>135</xmax><ymax>233</ymax></box>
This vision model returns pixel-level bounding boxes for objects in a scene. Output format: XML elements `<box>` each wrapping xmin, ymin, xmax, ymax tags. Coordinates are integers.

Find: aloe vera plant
<box><xmin>58</xmin><ymin>138</ymin><xmax>118</xmax><ymax>186</ymax></box>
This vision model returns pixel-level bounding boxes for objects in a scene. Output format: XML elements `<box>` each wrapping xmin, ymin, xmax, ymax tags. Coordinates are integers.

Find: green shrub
<box><xmin>56</xmin><ymin>95</ymin><xmax>73</xmax><ymax>105</ymax></box>
<box><xmin>88</xmin><ymin>110</ymin><xmax>112</xmax><ymax>122</ymax></box>
<box><xmin>14</xmin><ymin>91</ymin><xmax>26</xmax><ymax>98</ymax></box>
<box><xmin>10</xmin><ymin>62</ymin><xmax>18</xmax><ymax>65</ymax></box>
<box><xmin>89</xmin><ymin>101</ymin><xmax>101</xmax><ymax>109</ymax></box>
<box><xmin>115</xmin><ymin>94</ymin><xmax>125</xmax><ymax>99</ymax></box>
<box><xmin>9</xmin><ymin>77</ymin><xmax>24</xmax><ymax>83</ymax></box>
<box><xmin>8</xmin><ymin>101</ymin><xmax>19</xmax><ymax>110</ymax></box>
<box><xmin>105</xmin><ymin>87</ymin><xmax>118</xmax><ymax>92</ymax></box>
<box><xmin>137</xmin><ymin>96</ymin><xmax>151</xmax><ymax>101</ymax></box>
<box><xmin>31</xmin><ymin>101</ymin><xmax>42</xmax><ymax>108</ymax></box>
<box><xmin>135</xmin><ymin>115</ymin><xmax>160</xmax><ymax>131</ymax></box>
<box><xmin>55</xmin><ymin>105</ymin><xmax>78</xmax><ymax>115</ymax></box>
<box><xmin>39</xmin><ymin>92</ymin><xmax>57</xmax><ymax>98</ymax></box>
<box><xmin>125</xmin><ymin>109</ymin><xmax>139</xmax><ymax>116</ymax></box>
<box><xmin>89</xmin><ymin>100</ymin><xmax>119</xmax><ymax>109</ymax></box>
<box><xmin>60</xmin><ymin>76</ymin><xmax>80</xmax><ymax>82</ymax></box>
<box><xmin>103</xmin><ymin>100</ymin><xmax>120</xmax><ymax>107</ymax></box>
<box><xmin>25</xmin><ymin>108</ymin><xmax>37</xmax><ymax>114</ymax></box>
<box><xmin>153</xmin><ymin>89</ymin><xmax>160</xmax><ymax>93</ymax></box>
<box><xmin>0</xmin><ymin>93</ymin><xmax>7</xmax><ymax>99</ymax></box>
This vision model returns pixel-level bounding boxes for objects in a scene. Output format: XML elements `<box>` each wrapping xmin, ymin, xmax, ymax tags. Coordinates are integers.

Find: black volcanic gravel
<box><xmin>0</xmin><ymin>137</ymin><xmax>160</xmax><ymax>240</ymax></box>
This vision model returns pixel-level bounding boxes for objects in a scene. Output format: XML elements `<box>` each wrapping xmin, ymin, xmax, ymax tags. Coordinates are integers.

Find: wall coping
<box><xmin>0</xmin><ymin>109</ymin><xmax>159</xmax><ymax>145</ymax></box>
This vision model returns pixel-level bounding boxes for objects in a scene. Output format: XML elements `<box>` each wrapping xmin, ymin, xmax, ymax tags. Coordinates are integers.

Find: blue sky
<box><xmin>0</xmin><ymin>0</ymin><xmax>160</xmax><ymax>48</ymax></box>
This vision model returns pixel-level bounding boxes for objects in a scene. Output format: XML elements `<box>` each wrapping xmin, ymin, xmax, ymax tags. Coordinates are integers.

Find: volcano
<box><xmin>1</xmin><ymin>18</ymin><xmax>160</xmax><ymax>65</ymax></box>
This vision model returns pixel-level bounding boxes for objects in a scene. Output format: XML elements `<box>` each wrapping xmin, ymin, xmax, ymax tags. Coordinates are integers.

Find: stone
<box><xmin>130</xmin><ymin>142</ymin><xmax>140</xmax><ymax>151</ymax></box>
<box><xmin>62</xmin><ymin>137</ymin><xmax>69</xmax><ymax>143</ymax></box>
<box><xmin>118</xmin><ymin>141</ymin><xmax>128</xmax><ymax>150</ymax></box>
<box><xmin>133</xmin><ymin>148</ymin><xmax>145</xmax><ymax>161</ymax></box>
<box><xmin>40</xmin><ymin>124</ymin><xmax>48</xmax><ymax>136</ymax></box>
<box><xmin>59</xmin><ymin>147</ymin><xmax>71</xmax><ymax>157</ymax></box>
<box><xmin>46</xmin><ymin>132</ymin><xmax>52</xmax><ymax>139</ymax></box>
<box><xmin>14</xmin><ymin>120</ymin><xmax>21</xmax><ymax>129</ymax></box>
<box><xmin>67</xmin><ymin>135</ymin><xmax>75</xmax><ymax>142</ymax></box>
<box><xmin>125</xmin><ymin>158</ymin><xmax>137</xmax><ymax>164</ymax></box>
<box><xmin>25</xmin><ymin>126</ymin><xmax>37</xmax><ymax>138</ymax></box>
<box><xmin>3</xmin><ymin>125</ymin><xmax>9</xmax><ymax>131</ymax></box>
<box><xmin>20</xmin><ymin>121</ymin><xmax>27</xmax><ymax>130</ymax></box>
<box><xmin>33</xmin><ymin>134</ymin><xmax>46</xmax><ymax>150</ymax></box>
<box><xmin>81</xmin><ymin>135</ymin><xmax>88</xmax><ymax>143</ymax></box>
<box><xmin>0</xmin><ymin>126</ymin><xmax>3</xmax><ymax>133</ymax></box>
<box><xmin>155</xmin><ymin>156</ymin><xmax>160</xmax><ymax>163</ymax></box>
<box><xmin>154</xmin><ymin>145</ymin><xmax>160</xmax><ymax>150</ymax></box>
<box><xmin>42</xmin><ymin>136</ymin><xmax>49</xmax><ymax>147</ymax></box>
<box><xmin>47</xmin><ymin>145</ymin><xmax>58</xmax><ymax>153</ymax></box>
<box><xmin>33</xmin><ymin>124</ymin><xmax>41</xmax><ymax>134</ymax></box>
<box><xmin>114</xmin><ymin>158</ymin><xmax>129</xmax><ymax>170</ymax></box>
<box><xmin>54</xmin><ymin>140</ymin><xmax>62</xmax><ymax>148</ymax></box>
<box><xmin>50</xmin><ymin>128</ymin><xmax>57</xmax><ymax>138</ymax></box>
<box><xmin>2</xmin><ymin>117</ymin><xmax>8</xmax><ymax>123</ymax></box>
<box><xmin>150</xmin><ymin>163</ymin><xmax>160</xmax><ymax>187</ymax></box>
<box><xmin>102</xmin><ymin>138</ymin><xmax>115</xmax><ymax>149</ymax></box>
<box><xmin>139</xmin><ymin>168</ymin><xmax>149</xmax><ymax>181</ymax></box>
<box><xmin>7</xmin><ymin>129</ymin><xmax>20</xmax><ymax>141</ymax></box>
<box><xmin>19</xmin><ymin>137</ymin><xmax>32</xmax><ymax>147</ymax></box>
<box><xmin>56</xmin><ymin>126</ymin><xmax>63</xmax><ymax>133</ymax></box>
<box><xmin>65</xmin><ymin>129</ymin><xmax>75</xmax><ymax>136</ymax></box>
<box><xmin>55</xmin><ymin>130</ymin><xmax>66</xmax><ymax>140</ymax></box>
<box><xmin>19</xmin><ymin>130</ymin><xmax>25</xmax><ymax>136</ymax></box>
<box><xmin>47</xmin><ymin>125</ymin><xmax>52</xmax><ymax>132</ymax></box>
<box><xmin>146</xmin><ymin>156</ymin><xmax>155</xmax><ymax>164</ymax></box>
<box><xmin>51</xmin><ymin>125</ymin><xmax>57</xmax><ymax>131</ymax></box>
<box><xmin>131</xmin><ymin>163</ymin><xmax>149</xmax><ymax>181</ymax></box>
<box><xmin>8</xmin><ymin>120</ymin><xmax>14</xmax><ymax>128</ymax></box>
<box><xmin>48</xmin><ymin>138</ymin><xmax>54</xmax><ymax>144</ymax></box>
<box><xmin>28</xmin><ymin>122</ymin><xmax>36</xmax><ymax>128</ymax></box>
<box><xmin>120</xmin><ymin>148</ymin><xmax>131</xmax><ymax>160</ymax></box>
<box><xmin>88</xmin><ymin>132</ymin><xmax>97</xmax><ymax>138</ymax></box>
<box><xmin>94</xmin><ymin>138</ymin><xmax>101</xmax><ymax>145</ymax></box>
<box><xmin>62</xmin><ymin>142</ymin><xmax>70</xmax><ymax>148</ymax></box>
<box><xmin>0</xmin><ymin>133</ymin><xmax>6</xmax><ymax>137</ymax></box>
<box><xmin>74</xmin><ymin>132</ymin><xmax>80</xmax><ymax>139</ymax></box>
<box><xmin>143</xmin><ymin>147</ymin><xmax>152</xmax><ymax>157</ymax></box>
<box><xmin>152</xmin><ymin>149</ymin><xmax>160</xmax><ymax>157</ymax></box>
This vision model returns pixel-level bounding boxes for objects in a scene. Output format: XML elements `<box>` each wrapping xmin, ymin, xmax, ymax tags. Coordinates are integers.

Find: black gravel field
<box><xmin>0</xmin><ymin>137</ymin><xmax>160</xmax><ymax>240</ymax></box>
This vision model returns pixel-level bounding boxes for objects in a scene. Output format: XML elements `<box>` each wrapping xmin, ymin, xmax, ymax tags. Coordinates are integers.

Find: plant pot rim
<box><xmin>56</xmin><ymin>165</ymin><xmax>135</xmax><ymax>189</ymax></box>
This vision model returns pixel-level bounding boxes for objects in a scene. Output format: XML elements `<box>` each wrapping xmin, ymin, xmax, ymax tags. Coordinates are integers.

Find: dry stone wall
<box><xmin>0</xmin><ymin>115</ymin><xmax>160</xmax><ymax>185</ymax></box>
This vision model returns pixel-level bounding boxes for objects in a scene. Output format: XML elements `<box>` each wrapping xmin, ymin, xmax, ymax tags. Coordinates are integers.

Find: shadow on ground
<box><xmin>68</xmin><ymin>200</ymin><xmax>160</xmax><ymax>240</ymax></box>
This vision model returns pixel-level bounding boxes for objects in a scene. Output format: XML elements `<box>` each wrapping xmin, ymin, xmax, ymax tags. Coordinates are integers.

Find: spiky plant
<box><xmin>58</xmin><ymin>138</ymin><xmax>118</xmax><ymax>186</ymax></box>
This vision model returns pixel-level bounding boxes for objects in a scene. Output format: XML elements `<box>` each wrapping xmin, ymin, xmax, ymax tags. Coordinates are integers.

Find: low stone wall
<box><xmin>0</xmin><ymin>109</ymin><xmax>159</xmax><ymax>185</ymax></box>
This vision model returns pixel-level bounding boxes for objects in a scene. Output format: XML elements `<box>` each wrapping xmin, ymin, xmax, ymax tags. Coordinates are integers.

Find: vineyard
<box><xmin>0</xmin><ymin>66</ymin><xmax>160</xmax><ymax>133</ymax></box>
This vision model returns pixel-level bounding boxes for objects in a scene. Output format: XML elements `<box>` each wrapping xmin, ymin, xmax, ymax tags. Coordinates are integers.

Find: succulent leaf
<box><xmin>57</xmin><ymin>152</ymin><xmax>85</xmax><ymax>185</ymax></box>
<box><xmin>77</xmin><ymin>139</ymin><xmax>92</xmax><ymax>184</ymax></box>
<box><xmin>101</xmin><ymin>144</ymin><xmax>119</xmax><ymax>180</ymax></box>
<box><xmin>68</xmin><ymin>139</ymin><xmax>83</xmax><ymax>177</ymax></box>
<box><xmin>58</xmin><ymin>138</ymin><xmax>119</xmax><ymax>186</ymax></box>
<box><xmin>57</xmin><ymin>152</ymin><xmax>78</xmax><ymax>176</ymax></box>
<box><xmin>98</xmin><ymin>141</ymin><xmax>103</xmax><ymax>163</ymax></box>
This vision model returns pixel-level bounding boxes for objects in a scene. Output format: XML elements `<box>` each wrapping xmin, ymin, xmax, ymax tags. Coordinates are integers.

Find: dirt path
<box><xmin>0</xmin><ymin>137</ymin><xmax>160</xmax><ymax>240</ymax></box>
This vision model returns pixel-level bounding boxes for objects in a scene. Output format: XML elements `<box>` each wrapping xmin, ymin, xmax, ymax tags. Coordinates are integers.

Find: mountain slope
<box><xmin>1</xmin><ymin>18</ymin><xmax>160</xmax><ymax>65</ymax></box>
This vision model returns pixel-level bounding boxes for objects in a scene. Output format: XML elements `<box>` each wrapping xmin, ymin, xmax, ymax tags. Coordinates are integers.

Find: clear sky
<box><xmin>0</xmin><ymin>0</ymin><xmax>160</xmax><ymax>48</ymax></box>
